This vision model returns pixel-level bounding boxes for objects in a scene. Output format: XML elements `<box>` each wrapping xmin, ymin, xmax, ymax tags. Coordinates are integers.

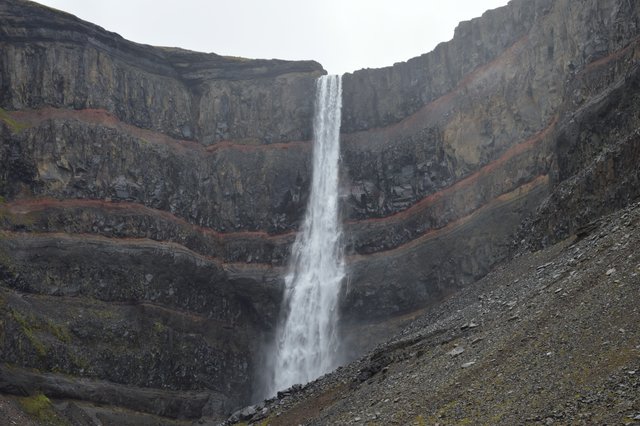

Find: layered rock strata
<box><xmin>338</xmin><ymin>0</ymin><xmax>640</xmax><ymax>323</ymax></box>
<box><xmin>0</xmin><ymin>0</ymin><xmax>320</xmax><ymax>419</ymax></box>
<box><xmin>1</xmin><ymin>0</ymin><xmax>639</xmax><ymax>421</ymax></box>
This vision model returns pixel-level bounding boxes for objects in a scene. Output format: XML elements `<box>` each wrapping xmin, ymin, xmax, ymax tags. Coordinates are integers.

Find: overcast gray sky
<box><xmin>35</xmin><ymin>0</ymin><xmax>510</xmax><ymax>75</ymax></box>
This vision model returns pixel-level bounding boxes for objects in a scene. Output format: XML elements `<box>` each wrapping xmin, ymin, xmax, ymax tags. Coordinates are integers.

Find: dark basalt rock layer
<box><xmin>0</xmin><ymin>0</ymin><xmax>323</xmax><ymax>145</ymax></box>
<box><xmin>1</xmin><ymin>0</ymin><xmax>639</xmax><ymax>422</ymax></box>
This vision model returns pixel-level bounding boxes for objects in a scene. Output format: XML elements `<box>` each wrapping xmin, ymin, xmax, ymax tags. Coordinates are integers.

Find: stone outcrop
<box><xmin>1</xmin><ymin>0</ymin><xmax>640</xmax><ymax>422</ymax></box>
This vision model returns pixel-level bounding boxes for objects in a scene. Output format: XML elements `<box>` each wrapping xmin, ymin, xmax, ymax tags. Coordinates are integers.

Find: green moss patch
<box><xmin>10</xmin><ymin>309</ymin><xmax>73</xmax><ymax>358</ymax></box>
<box><xmin>0</xmin><ymin>108</ymin><xmax>29</xmax><ymax>133</ymax></box>
<box><xmin>46</xmin><ymin>319</ymin><xmax>72</xmax><ymax>343</ymax></box>
<box><xmin>153</xmin><ymin>321</ymin><xmax>166</xmax><ymax>334</ymax></box>
<box><xmin>11</xmin><ymin>309</ymin><xmax>47</xmax><ymax>357</ymax></box>
<box><xmin>19</xmin><ymin>393</ymin><xmax>68</xmax><ymax>425</ymax></box>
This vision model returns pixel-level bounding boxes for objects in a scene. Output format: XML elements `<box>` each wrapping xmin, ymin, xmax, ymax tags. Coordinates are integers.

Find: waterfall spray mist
<box><xmin>269</xmin><ymin>75</ymin><xmax>344</xmax><ymax>394</ymax></box>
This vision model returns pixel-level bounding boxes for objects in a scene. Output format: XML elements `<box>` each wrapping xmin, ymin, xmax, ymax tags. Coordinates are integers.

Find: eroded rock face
<box><xmin>0</xmin><ymin>1</ymin><xmax>323</xmax><ymax>144</ymax></box>
<box><xmin>0</xmin><ymin>0</ymin><xmax>320</xmax><ymax>420</ymax></box>
<box><xmin>1</xmin><ymin>0</ymin><xmax>640</xmax><ymax>421</ymax></box>
<box><xmin>341</xmin><ymin>0</ymin><xmax>640</xmax><ymax>220</ymax></box>
<box><xmin>336</xmin><ymin>0</ymin><xmax>640</xmax><ymax>323</ymax></box>
<box><xmin>0</xmin><ymin>111</ymin><xmax>312</xmax><ymax>233</ymax></box>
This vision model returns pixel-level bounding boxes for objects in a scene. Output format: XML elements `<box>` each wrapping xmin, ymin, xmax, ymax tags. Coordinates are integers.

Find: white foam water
<box><xmin>270</xmin><ymin>74</ymin><xmax>344</xmax><ymax>394</ymax></box>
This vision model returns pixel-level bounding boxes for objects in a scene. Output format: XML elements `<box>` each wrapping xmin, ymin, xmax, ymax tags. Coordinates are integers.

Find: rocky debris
<box><xmin>471</xmin><ymin>337</ymin><xmax>484</xmax><ymax>345</ymax></box>
<box><xmin>460</xmin><ymin>322</ymin><xmax>478</xmax><ymax>330</ymax></box>
<box><xmin>228</xmin><ymin>404</ymin><xmax>260</xmax><ymax>424</ymax></box>
<box><xmin>276</xmin><ymin>384</ymin><xmax>303</xmax><ymax>399</ymax></box>
<box><xmin>574</xmin><ymin>221</ymin><xmax>600</xmax><ymax>240</ymax></box>
<box><xmin>243</xmin><ymin>200</ymin><xmax>640</xmax><ymax>425</ymax></box>
<box><xmin>446</xmin><ymin>346</ymin><xmax>465</xmax><ymax>357</ymax></box>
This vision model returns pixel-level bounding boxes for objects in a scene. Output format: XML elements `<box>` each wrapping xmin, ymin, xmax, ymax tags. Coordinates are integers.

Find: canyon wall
<box><xmin>0</xmin><ymin>0</ymin><xmax>321</xmax><ymax>419</ymax></box>
<box><xmin>1</xmin><ymin>0</ymin><xmax>639</xmax><ymax>421</ymax></box>
<box><xmin>338</xmin><ymin>0</ymin><xmax>640</xmax><ymax>324</ymax></box>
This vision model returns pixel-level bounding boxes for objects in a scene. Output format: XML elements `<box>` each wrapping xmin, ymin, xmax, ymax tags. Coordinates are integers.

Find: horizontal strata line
<box><xmin>2</xmin><ymin>197</ymin><xmax>296</xmax><ymax>241</ymax></box>
<box><xmin>0</xmin><ymin>364</ymin><xmax>214</xmax><ymax>419</ymax></box>
<box><xmin>4</xmin><ymin>34</ymin><xmax>624</xmax><ymax>236</ymax></box>
<box><xmin>346</xmin><ymin>117</ymin><xmax>557</xmax><ymax>227</ymax></box>
<box><xmin>1</xmin><ymin>177</ymin><xmax>547</xmax><ymax>264</ymax></box>
<box><xmin>3</xmin><ymin>30</ymin><xmax>532</xmax><ymax>142</ymax></box>
<box><xmin>0</xmin><ymin>230</ymin><xmax>282</xmax><ymax>273</ymax></box>
<box><xmin>0</xmin><ymin>112</ymin><xmax>552</xmax><ymax>256</ymax></box>
<box><xmin>582</xmin><ymin>35</ymin><xmax>640</xmax><ymax>73</ymax></box>
<box><xmin>4</xmin><ymin>37</ymin><xmax>532</xmax><ymax>148</ymax></box>
<box><xmin>3</xmin><ymin>109</ymin><xmax>549</xmax><ymax>253</ymax></box>
<box><xmin>6</xmin><ymin>107</ymin><xmax>311</xmax><ymax>153</ymax></box>
<box><xmin>3</xmin><ymin>35</ymin><xmax>633</xmax><ymax>154</ymax></box>
<box><xmin>0</xmin><ymin>285</ymin><xmax>226</xmax><ymax>329</ymax></box>
<box><xmin>348</xmin><ymin>174</ymin><xmax>549</xmax><ymax>261</ymax></box>
<box><xmin>2</xmin><ymin>109</ymin><xmax>550</xmax><ymax>239</ymax></box>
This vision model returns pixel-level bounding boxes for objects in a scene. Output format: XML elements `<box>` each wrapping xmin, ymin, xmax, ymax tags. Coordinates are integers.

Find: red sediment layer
<box><xmin>344</xmin><ymin>34</ymin><xmax>530</xmax><ymax>142</ymax></box>
<box><xmin>3</xmin><ymin>112</ymin><xmax>554</xmax><ymax>237</ymax></box>
<box><xmin>0</xmin><ymin>230</ymin><xmax>281</xmax><ymax>274</ymax></box>
<box><xmin>0</xmin><ymin>174</ymin><xmax>547</xmax><ymax>267</ymax></box>
<box><xmin>8</xmin><ymin>107</ymin><xmax>310</xmax><ymax>155</ymax></box>
<box><xmin>347</xmin><ymin>117</ymin><xmax>557</xmax><ymax>227</ymax></box>
<box><xmin>583</xmin><ymin>36</ymin><xmax>640</xmax><ymax>73</ymax></box>
<box><xmin>5</xmin><ymin>34</ymin><xmax>633</xmax><ymax>157</ymax></box>
<box><xmin>2</xmin><ymin>114</ymin><xmax>553</xmax><ymax>257</ymax></box>
<box><xmin>3</xmin><ymin>198</ymin><xmax>295</xmax><ymax>242</ymax></box>
<box><xmin>344</xmin><ymin>33</ymin><xmax>637</xmax><ymax>150</ymax></box>
<box><xmin>349</xmin><ymin>174</ymin><xmax>549</xmax><ymax>261</ymax></box>
<box><xmin>9</xmin><ymin>30</ymin><xmax>611</xmax><ymax>255</ymax></box>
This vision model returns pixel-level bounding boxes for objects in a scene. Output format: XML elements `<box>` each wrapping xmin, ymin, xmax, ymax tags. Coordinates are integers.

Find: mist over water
<box><xmin>268</xmin><ymin>75</ymin><xmax>344</xmax><ymax>395</ymax></box>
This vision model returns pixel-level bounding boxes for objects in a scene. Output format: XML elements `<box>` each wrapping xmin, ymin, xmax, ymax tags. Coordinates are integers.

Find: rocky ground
<box><xmin>226</xmin><ymin>200</ymin><xmax>640</xmax><ymax>426</ymax></box>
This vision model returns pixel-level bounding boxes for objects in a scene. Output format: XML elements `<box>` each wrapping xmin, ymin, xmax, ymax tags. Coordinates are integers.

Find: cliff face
<box><xmin>0</xmin><ymin>1</ymin><xmax>322</xmax><ymax>145</ymax></box>
<box><xmin>0</xmin><ymin>0</ymin><xmax>321</xmax><ymax>419</ymax></box>
<box><xmin>338</xmin><ymin>0</ymin><xmax>640</xmax><ymax>325</ymax></box>
<box><xmin>1</xmin><ymin>0</ymin><xmax>640</xmax><ymax>422</ymax></box>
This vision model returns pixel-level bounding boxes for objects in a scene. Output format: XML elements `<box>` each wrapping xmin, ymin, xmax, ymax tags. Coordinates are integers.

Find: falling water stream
<box><xmin>270</xmin><ymin>75</ymin><xmax>344</xmax><ymax>394</ymax></box>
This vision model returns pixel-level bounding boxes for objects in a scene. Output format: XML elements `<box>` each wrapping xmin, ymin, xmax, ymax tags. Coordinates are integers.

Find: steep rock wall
<box><xmin>0</xmin><ymin>1</ymin><xmax>322</xmax><ymax>144</ymax></box>
<box><xmin>0</xmin><ymin>0</ymin><xmax>321</xmax><ymax>419</ymax></box>
<box><xmin>331</xmin><ymin>0</ymin><xmax>640</xmax><ymax>329</ymax></box>
<box><xmin>1</xmin><ymin>0</ymin><xmax>640</xmax><ymax>421</ymax></box>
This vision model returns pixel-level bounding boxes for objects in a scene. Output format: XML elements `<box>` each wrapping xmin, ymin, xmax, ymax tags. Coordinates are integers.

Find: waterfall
<box><xmin>270</xmin><ymin>74</ymin><xmax>344</xmax><ymax>394</ymax></box>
